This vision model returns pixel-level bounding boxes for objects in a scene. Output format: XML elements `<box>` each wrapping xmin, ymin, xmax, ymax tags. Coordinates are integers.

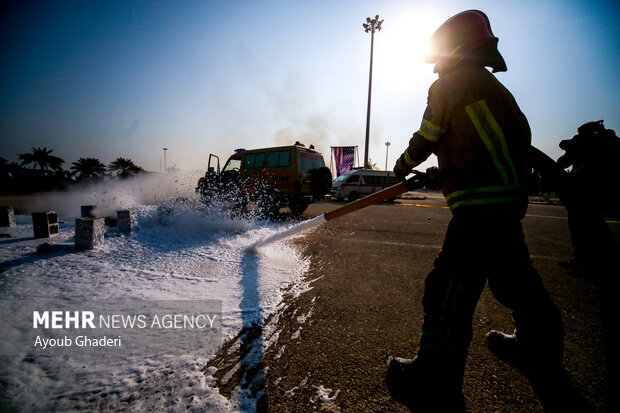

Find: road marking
<box><xmin>392</xmin><ymin>204</ymin><xmax>617</xmax><ymax>225</ymax></box>
<box><xmin>397</xmin><ymin>203</ymin><xmax>450</xmax><ymax>210</ymax></box>
<box><xmin>530</xmin><ymin>254</ymin><xmax>568</xmax><ymax>260</ymax></box>
<box><xmin>526</xmin><ymin>214</ymin><xmax>618</xmax><ymax>224</ymax></box>
<box><xmin>340</xmin><ymin>238</ymin><xmax>442</xmax><ymax>249</ymax></box>
<box><xmin>341</xmin><ymin>239</ymin><xmax>571</xmax><ymax>261</ymax></box>
<box><xmin>525</xmin><ymin>214</ymin><xmax>567</xmax><ymax>220</ymax></box>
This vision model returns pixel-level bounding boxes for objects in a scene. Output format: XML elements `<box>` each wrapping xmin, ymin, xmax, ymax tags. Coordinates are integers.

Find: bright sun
<box><xmin>375</xmin><ymin>9</ymin><xmax>444</xmax><ymax>91</ymax></box>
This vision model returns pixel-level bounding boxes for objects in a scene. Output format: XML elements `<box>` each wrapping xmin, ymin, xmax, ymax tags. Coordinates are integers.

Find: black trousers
<box><xmin>417</xmin><ymin>208</ymin><xmax>564</xmax><ymax>373</ymax></box>
<box><xmin>565</xmin><ymin>200</ymin><xmax>619</xmax><ymax>411</ymax></box>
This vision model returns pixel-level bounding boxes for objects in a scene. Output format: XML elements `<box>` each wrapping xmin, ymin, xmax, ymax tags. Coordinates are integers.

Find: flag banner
<box><xmin>333</xmin><ymin>146</ymin><xmax>355</xmax><ymax>176</ymax></box>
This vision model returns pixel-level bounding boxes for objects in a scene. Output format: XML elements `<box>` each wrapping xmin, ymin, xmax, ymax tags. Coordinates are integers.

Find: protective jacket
<box><xmin>401</xmin><ymin>64</ymin><xmax>531</xmax><ymax>213</ymax></box>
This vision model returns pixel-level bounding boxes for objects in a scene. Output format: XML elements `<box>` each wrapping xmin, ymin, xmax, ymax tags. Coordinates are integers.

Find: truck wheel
<box><xmin>264</xmin><ymin>205</ymin><xmax>281</xmax><ymax>219</ymax></box>
<box><xmin>289</xmin><ymin>198</ymin><xmax>309</xmax><ymax>215</ymax></box>
<box><xmin>310</xmin><ymin>167</ymin><xmax>333</xmax><ymax>198</ymax></box>
<box><xmin>348</xmin><ymin>191</ymin><xmax>359</xmax><ymax>202</ymax></box>
<box><xmin>257</xmin><ymin>200</ymin><xmax>280</xmax><ymax>219</ymax></box>
<box><xmin>262</xmin><ymin>197</ymin><xmax>284</xmax><ymax>219</ymax></box>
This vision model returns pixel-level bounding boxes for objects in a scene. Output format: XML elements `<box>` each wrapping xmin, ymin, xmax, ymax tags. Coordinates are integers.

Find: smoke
<box><xmin>272</xmin><ymin>112</ymin><xmax>330</xmax><ymax>153</ymax></box>
<box><xmin>124</xmin><ymin>118</ymin><xmax>142</xmax><ymax>138</ymax></box>
<box><xmin>271</xmin><ymin>109</ymin><xmax>362</xmax><ymax>159</ymax></box>
<box><xmin>24</xmin><ymin>171</ymin><xmax>202</xmax><ymax>218</ymax></box>
<box><xmin>232</xmin><ymin>63</ymin><xmax>362</xmax><ymax>157</ymax></box>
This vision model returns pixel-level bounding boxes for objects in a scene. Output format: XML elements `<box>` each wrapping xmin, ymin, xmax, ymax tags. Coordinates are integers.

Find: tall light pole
<box><xmin>162</xmin><ymin>147</ymin><xmax>168</xmax><ymax>172</ymax></box>
<box><xmin>363</xmin><ymin>14</ymin><xmax>383</xmax><ymax>169</ymax></box>
<box><xmin>385</xmin><ymin>141</ymin><xmax>391</xmax><ymax>171</ymax></box>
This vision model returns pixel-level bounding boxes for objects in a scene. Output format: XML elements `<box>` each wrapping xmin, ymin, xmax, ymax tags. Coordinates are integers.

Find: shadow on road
<box><xmin>0</xmin><ymin>244</ymin><xmax>77</xmax><ymax>272</ymax></box>
<box><xmin>204</xmin><ymin>249</ymin><xmax>269</xmax><ymax>411</ymax></box>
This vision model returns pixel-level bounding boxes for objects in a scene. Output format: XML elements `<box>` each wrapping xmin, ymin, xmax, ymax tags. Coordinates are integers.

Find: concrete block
<box><xmin>157</xmin><ymin>205</ymin><xmax>173</xmax><ymax>224</ymax></box>
<box><xmin>0</xmin><ymin>206</ymin><xmax>15</xmax><ymax>227</ymax></box>
<box><xmin>32</xmin><ymin>211</ymin><xmax>59</xmax><ymax>238</ymax></box>
<box><xmin>117</xmin><ymin>209</ymin><xmax>138</xmax><ymax>233</ymax></box>
<box><xmin>104</xmin><ymin>217</ymin><xmax>118</xmax><ymax>227</ymax></box>
<box><xmin>81</xmin><ymin>205</ymin><xmax>97</xmax><ymax>218</ymax></box>
<box><xmin>75</xmin><ymin>217</ymin><xmax>105</xmax><ymax>249</ymax></box>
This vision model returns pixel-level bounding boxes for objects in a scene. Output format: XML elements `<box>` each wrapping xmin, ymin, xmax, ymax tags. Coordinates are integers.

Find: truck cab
<box><xmin>197</xmin><ymin>142</ymin><xmax>332</xmax><ymax>215</ymax></box>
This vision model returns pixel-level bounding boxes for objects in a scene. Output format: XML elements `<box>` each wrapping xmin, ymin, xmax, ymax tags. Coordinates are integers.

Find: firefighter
<box><xmin>557</xmin><ymin>120</ymin><xmax>620</xmax><ymax>412</ymax></box>
<box><xmin>388</xmin><ymin>10</ymin><xmax>584</xmax><ymax>412</ymax></box>
<box><xmin>558</xmin><ymin>120</ymin><xmax>620</xmax><ymax>273</ymax></box>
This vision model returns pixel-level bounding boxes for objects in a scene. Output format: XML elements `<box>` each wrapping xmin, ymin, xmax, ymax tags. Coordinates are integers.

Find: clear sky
<box><xmin>1</xmin><ymin>0</ymin><xmax>618</xmax><ymax>173</ymax></box>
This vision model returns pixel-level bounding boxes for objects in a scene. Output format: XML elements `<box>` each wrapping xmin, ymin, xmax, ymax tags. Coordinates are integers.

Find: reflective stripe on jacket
<box><xmin>414</xmin><ymin>65</ymin><xmax>531</xmax><ymax>211</ymax></box>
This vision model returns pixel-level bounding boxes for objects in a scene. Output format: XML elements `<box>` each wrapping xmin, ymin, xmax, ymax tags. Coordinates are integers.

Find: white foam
<box><xmin>250</xmin><ymin>215</ymin><xmax>327</xmax><ymax>249</ymax></box>
<box><xmin>315</xmin><ymin>385</ymin><xmax>340</xmax><ymax>403</ymax></box>
<box><xmin>0</xmin><ymin>203</ymin><xmax>311</xmax><ymax>411</ymax></box>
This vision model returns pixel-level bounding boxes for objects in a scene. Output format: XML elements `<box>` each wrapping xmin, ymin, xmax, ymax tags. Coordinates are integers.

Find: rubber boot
<box><xmin>386</xmin><ymin>356</ymin><xmax>467</xmax><ymax>412</ymax></box>
<box><xmin>485</xmin><ymin>330</ymin><xmax>529</xmax><ymax>369</ymax></box>
<box><xmin>486</xmin><ymin>330</ymin><xmax>593</xmax><ymax>413</ymax></box>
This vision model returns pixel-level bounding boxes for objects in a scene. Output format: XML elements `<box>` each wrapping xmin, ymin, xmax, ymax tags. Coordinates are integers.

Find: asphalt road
<box><xmin>5</xmin><ymin>190</ymin><xmax>611</xmax><ymax>411</ymax></box>
<box><xmin>242</xmin><ymin>193</ymin><xmax>612</xmax><ymax>412</ymax></box>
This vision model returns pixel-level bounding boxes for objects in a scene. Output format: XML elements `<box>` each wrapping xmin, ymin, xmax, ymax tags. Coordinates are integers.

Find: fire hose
<box><xmin>251</xmin><ymin>172</ymin><xmax>428</xmax><ymax>248</ymax></box>
<box><xmin>323</xmin><ymin>172</ymin><xmax>428</xmax><ymax>221</ymax></box>
<box><xmin>253</xmin><ymin>146</ymin><xmax>561</xmax><ymax>249</ymax></box>
<box><xmin>323</xmin><ymin>145</ymin><xmax>562</xmax><ymax>221</ymax></box>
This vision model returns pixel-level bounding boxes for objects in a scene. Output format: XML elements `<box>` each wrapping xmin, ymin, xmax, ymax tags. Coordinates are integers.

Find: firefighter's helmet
<box><xmin>426</xmin><ymin>10</ymin><xmax>507</xmax><ymax>74</ymax></box>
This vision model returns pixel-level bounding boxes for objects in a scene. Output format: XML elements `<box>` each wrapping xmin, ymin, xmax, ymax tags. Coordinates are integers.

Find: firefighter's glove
<box><xmin>394</xmin><ymin>154</ymin><xmax>413</xmax><ymax>182</ymax></box>
<box><xmin>424</xmin><ymin>167</ymin><xmax>441</xmax><ymax>189</ymax></box>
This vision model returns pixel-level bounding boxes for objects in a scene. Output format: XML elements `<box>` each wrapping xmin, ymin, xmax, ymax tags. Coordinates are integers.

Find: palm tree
<box><xmin>71</xmin><ymin>158</ymin><xmax>107</xmax><ymax>179</ymax></box>
<box><xmin>0</xmin><ymin>157</ymin><xmax>14</xmax><ymax>178</ymax></box>
<box><xmin>0</xmin><ymin>158</ymin><xmax>22</xmax><ymax>175</ymax></box>
<box><xmin>108</xmin><ymin>157</ymin><xmax>143</xmax><ymax>177</ymax></box>
<box><xmin>18</xmin><ymin>147</ymin><xmax>64</xmax><ymax>171</ymax></box>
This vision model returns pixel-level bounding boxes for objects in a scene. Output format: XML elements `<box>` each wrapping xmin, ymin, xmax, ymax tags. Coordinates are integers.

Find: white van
<box><xmin>330</xmin><ymin>168</ymin><xmax>398</xmax><ymax>202</ymax></box>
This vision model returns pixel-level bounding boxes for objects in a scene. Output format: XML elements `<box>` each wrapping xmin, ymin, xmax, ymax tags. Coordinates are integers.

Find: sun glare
<box><xmin>375</xmin><ymin>9</ymin><xmax>443</xmax><ymax>91</ymax></box>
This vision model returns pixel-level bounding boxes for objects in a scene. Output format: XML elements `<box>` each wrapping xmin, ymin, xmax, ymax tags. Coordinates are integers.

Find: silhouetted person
<box><xmin>387</xmin><ymin>10</ymin><xmax>591</xmax><ymax>412</ymax></box>
<box><xmin>558</xmin><ymin>120</ymin><xmax>620</xmax><ymax>271</ymax></box>
<box><xmin>557</xmin><ymin>120</ymin><xmax>620</xmax><ymax>412</ymax></box>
